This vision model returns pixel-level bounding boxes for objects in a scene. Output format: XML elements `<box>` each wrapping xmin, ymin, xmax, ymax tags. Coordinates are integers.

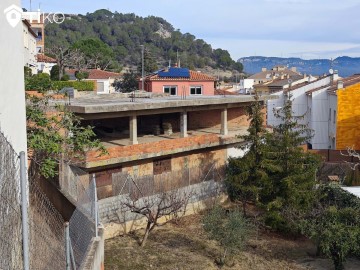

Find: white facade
<box><xmin>23</xmin><ymin>20</ymin><xmax>37</xmax><ymax>74</ymax></box>
<box><xmin>267</xmin><ymin>74</ymin><xmax>339</xmax><ymax>150</ymax></box>
<box><xmin>239</xmin><ymin>79</ymin><xmax>254</xmax><ymax>94</ymax></box>
<box><xmin>0</xmin><ymin>0</ymin><xmax>28</xmax><ymax>154</ymax></box>
<box><xmin>37</xmin><ymin>61</ymin><xmax>56</xmax><ymax>75</ymax></box>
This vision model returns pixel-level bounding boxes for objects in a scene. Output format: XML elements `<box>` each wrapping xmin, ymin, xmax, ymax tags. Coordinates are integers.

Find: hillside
<box><xmin>45</xmin><ymin>9</ymin><xmax>242</xmax><ymax>73</ymax></box>
<box><xmin>239</xmin><ymin>56</ymin><xmax>360</xmax><ymax>77</ymax></box>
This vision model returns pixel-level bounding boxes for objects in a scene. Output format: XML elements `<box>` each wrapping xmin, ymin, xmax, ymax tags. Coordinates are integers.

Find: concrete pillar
<box><xmin>180</xmin><ymin>111</ymin><xmax>188</xmax><ymax>138</ymax></box>
<box><xmin>130</xmin><ymin>115</ymin><xmax>138</xmax><ymax>145</ymax></box>
<box><xmin>220</xmin><ymin>108</ymin><xmax>228</xmax><ymax>135</ymax></box>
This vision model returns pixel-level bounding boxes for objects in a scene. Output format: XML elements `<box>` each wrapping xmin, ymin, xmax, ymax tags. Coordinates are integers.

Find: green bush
<box><xmin>52</xmin><ymin>80</ymin><xmax>95</xmax><ymax>91</ymax></box>
<box><xmin>61</xmin><ymin>74</ymin><xmax>70</xmax><ymax>81</ymax></box>
<box><xmin>25</xmin><ymin>73</ymin><xmax>52</xmax><ymax>93</ymax></box>
<box><xmin>203</xmin><ymin>206</ymin><xmax>253</xmax><ymax>266</ymax></box>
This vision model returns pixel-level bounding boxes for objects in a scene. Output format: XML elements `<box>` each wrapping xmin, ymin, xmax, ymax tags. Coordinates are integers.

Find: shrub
<box><xmin>50</xmin><ymin>65</ymin><xmax>60</xmax><ymax>80</ymax></box>
<box><xmin>203</xmin><ymin>206</ymin><xmax>253</xmax><ymax>266</ymax></box>
<box><xmin>52</xmin><ymin>80</ymin><xmax>95</xmax><ymax>91</ymax></box>
<box><xmin>61</xmin><ymin>74</ymin><xmax>70</xmax><ymax>81</ymax></box>
<box><xmin>25</xmin><ymin>73</ymin><xmax>52</xmax><ymax>93</ymax></box>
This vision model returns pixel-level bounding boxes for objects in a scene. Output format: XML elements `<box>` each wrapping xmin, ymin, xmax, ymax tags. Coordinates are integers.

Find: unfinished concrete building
<box><xmin>60</xmin><ymin>95</ymin><xmax>275</xmax><ymax>237</ymax></box>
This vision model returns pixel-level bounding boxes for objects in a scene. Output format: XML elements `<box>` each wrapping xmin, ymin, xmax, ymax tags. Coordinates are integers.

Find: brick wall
<box><xmin>86</xmin><ymin>133</ymin><xmax>223</xmax><ymax>164</ymax></box>
<box><xmin>188</xmin><ymin>107</ymin><xmax>249</xmax><ymax>129</ymax></box>
<box><xmin>92</xmin><ymin>148</ymin><xmax>227</xmax><ymax>200</ymax></box>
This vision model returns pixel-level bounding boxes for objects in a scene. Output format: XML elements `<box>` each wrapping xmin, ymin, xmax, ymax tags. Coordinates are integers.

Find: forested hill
<box><xmin>45</xmin><ymin>9</ymin><xmax>242</xmax><ymax>73</ymax></box>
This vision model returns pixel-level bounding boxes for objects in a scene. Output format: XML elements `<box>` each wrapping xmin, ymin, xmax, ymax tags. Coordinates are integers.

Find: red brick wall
<box><xmin>188</xmin><ymin>107</ymin><xmax>249</xmax><ymax>129</ymax></box>
<box><xmin>87</xmin><ymin>133</ymin><xmax>222</xmax><ymax>163</ymax></box>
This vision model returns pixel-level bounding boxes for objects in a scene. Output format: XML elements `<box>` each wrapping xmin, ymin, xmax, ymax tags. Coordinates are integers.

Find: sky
<box><xmin>21</xmin><ymin>0</ymin><xmax>360</xmax><ymax>61</ymax></box>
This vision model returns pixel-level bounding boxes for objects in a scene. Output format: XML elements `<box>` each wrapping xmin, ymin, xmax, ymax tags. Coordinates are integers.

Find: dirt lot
<box><xmin>105</xmin><ymin>213</ymin><xmax>360</xmax><ymax>270</ymax></box>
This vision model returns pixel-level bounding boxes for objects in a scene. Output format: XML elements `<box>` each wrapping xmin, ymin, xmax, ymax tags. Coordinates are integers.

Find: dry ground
<box><xmin>105</xmin><ymin>213</ymin><xmax>360</xmax><ymax>270</ymax></box>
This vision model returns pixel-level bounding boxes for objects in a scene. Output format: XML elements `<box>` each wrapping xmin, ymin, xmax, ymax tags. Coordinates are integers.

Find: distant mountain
<box><xmin>238</xmin><ymin>56</ymin><xmax>360</xmax><ymax>77</ymax></box>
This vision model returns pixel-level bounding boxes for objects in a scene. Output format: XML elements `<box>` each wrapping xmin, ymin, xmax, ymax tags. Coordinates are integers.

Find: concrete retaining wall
<box><xmin>81</xmin><ymin>226</ymin><xmax>105</xmax><ymax>270</ymax></box>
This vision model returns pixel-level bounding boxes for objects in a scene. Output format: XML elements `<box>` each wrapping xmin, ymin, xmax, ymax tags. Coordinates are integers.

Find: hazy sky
<box><xmin>21</xmin><ymin>0</ymin><xmax>360</xmax><ymax>60</ymax></box>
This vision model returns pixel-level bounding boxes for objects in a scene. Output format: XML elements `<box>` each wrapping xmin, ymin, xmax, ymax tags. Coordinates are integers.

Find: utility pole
<box><xmin>141</xmin><ymin>45</ymin><xmax>145</xmax><ymax>92</ymax></box>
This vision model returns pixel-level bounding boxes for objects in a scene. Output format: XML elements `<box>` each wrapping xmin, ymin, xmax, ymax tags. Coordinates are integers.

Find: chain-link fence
<box><xmin>0</xmin><ymin>131</ymin><xmax>23</xmax><ymax>270</ymax></box>
<box><xmin>69</xmin><ymin>174</ymin><xmax>97</xmax><ymax>269</ymax></box>
<box><xmin>0</xmin><ymin>129</ymin><xmax>99</xmax><ymax>270</ymax></box>
<box><xmin>112</xmin><ymin>163</ymin><xmax>225</xmax><ymax>198</ymax></box>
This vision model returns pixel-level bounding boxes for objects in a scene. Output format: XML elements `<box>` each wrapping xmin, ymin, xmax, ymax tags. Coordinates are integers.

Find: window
<box><xmin>329</xmin><ymin>108</ymin><xmax>332</xmax><ymax>121</ymax></box>
<box><xmin>163</xmin><ymin>86</ymin><xmax>177</xmax><ymax>96</ymax></box>
<box><xmin>153</xmin><ymin>158</ymin><xmax>172</xmax><ymax>175</ymax></box>
<box><xmin>333</xmin><ymin>110</ymin><xmax>336</xmax><ymax>124</ymax></box>
<box><xmin>190</xmin><ymin>86</ymin><xmax>202</xmax><ymax>95</ymax></box>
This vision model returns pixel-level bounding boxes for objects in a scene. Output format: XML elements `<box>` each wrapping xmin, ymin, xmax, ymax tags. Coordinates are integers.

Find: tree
<box><xmin>263</xmin><ymin>94</ymin><xmax>321</xmax><ymax>231</ymax></box>
<box><xmin>299</xmin><ymin>186</ymin><xmax>360</xmax><ymax>270</ymax></box>
<box><xmin>46</xmin><ymin>46</ymin><xmax>87</xmax><ymax>80</ymax></box>
<box><xmin>137</xmin><ymin>47</ymin><xmax>158</xmax><ymax>75</ymax></box>
<box><xmin>25</xmin><ymin>73</ymin><xmax>52</xmax><ymax>93</ymax></box>
<box><xmin>26</xmin><ymin>94</ymin><xmax>107</xmax><ymax>178</ymax></box>
<box><xmin>50</xmin><ymin>65</ymin><xmax>60</xmax><ymax>81</ymax></box>
<box><xmin>112</xmin><ymin>71</ymin><xmax>138</xmax><ymax>92</ymax></box>
<box><xmin>226</xmin><ymin>91</ymin><xmax>270</xmax><ymax>215</ymax></box>
<box><xmin>73</xmin><ymin>38</ymin><xmax>114</xmax><ymax>70</ymax></box>
<box><xmin>122</xmin><ymin>176</ymin><xmax>193</xmax><ymax>247</ymax></box>
<box><xmin>75</xmin><ymin>70</ymin><xmax>89</xmax><ymax>81</ymax></box>
<box><xmin>203</xmin><ymin>206</ymin><xmax>253</xmax><ymax>266</ymax></box>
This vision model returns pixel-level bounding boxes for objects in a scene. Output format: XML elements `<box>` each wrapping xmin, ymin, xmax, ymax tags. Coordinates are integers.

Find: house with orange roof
<box><xmin>37</xmin><ymin>54</ymin><xmax>57</xmax><ymax>75</ymax></box>
<box><xmin>66</xmin><ymin>69</ymin><xmax>122</xmax><ymax>94</ymax></box>
<box><xmin>140</xmin><ymin>67</ymin><xmax>216</xmax><ymax>96</ymax></box>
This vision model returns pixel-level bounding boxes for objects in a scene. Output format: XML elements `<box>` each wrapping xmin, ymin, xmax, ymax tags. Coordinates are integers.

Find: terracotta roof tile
<box><xmin>67</xmin><ymin>69</ymin><xmax>122</xmax><ymax>80</ymax></box>
<box><xmin>37</xmin><ymin>54</ymin><xmax>56</xmax><ymax>63</ymax></box>
<box><xmin>145</xmin><ymin>69</ymin><xmax>215</xmax><ymax>82</ymax></box>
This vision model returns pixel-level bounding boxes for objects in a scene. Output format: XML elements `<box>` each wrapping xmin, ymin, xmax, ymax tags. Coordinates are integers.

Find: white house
<box><xmin>23</xmin><ymin>20</ymin><xmax>37</xmax><ymax>75</ymax></box>
<box><xmin>267</xmin><ymin>72</ymin><xmax>340</xmax><ymax>150</ymax></box>
<box><xmin>37</xmin><ymin>54</ymin><xmax>57</xmax><ymax>74</ymax></box>
<box><xmin>66</xmin><ymin>69</ymin><xmax>122</xmax><ymax>94</ymax></box>
<box><xmin>239</xmin><ymin>78</ymin><xmax>254</xmax><ymax>94</ymax></box>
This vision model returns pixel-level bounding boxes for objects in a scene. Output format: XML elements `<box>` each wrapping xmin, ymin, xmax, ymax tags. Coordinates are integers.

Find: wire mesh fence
<box><xmin>69</xmin><ymin>173</ymin><xmax>97</xmax><ymax>269</ymax></box>
<box><xmin>28</xmin><ymin>177</ymin><xmax>66</xmax><ymax>270</ymax></box>
<box><xmin>0</xmin><ymin>129</ymin><xmax>99</xmax><ymax>270</ymax></box>
<box><xmin>112</xmin><ymin>163</ymin><xmax>225</xmax><ymax>198</ymax></box>
<box><xmin>0</xmin><ymin>131</ymin><xmax>23</xmax><ymax>270</ymax></box>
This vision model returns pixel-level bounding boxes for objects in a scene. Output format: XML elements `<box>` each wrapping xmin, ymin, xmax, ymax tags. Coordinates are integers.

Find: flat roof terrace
<box><xmin>63</xmin><ymin>94</ymin><xmax>277</xmax><ymax>118</ymax></box>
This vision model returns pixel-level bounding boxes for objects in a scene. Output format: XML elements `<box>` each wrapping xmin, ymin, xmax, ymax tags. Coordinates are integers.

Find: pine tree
<box><xmin>226</xmin><ymin>91</ymin><xmax>270</xmax><ymax>215</ymax></box>
<box><xmin>263</xmin><ymin>94</ymin><xmax>321</xmax><ymax>231</ymax></box>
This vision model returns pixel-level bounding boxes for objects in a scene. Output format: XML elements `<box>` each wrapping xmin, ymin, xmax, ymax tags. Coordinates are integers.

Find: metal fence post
<box><xmin>92</xmin><ymin>174</ymin><xmax>99</xmax><ymax>238</ymax></box>
<box><xmin>65</xmin><ymin>222</ymin><xmax>70</xmax><ymax>270</ymax></box>
<box><xmin>20</xmin><ymin>151</ymin><xmax>30</xmax><ymax>270</ymax></box>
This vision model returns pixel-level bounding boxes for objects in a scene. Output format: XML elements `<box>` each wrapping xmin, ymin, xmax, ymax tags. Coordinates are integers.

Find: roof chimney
<box><xmin>337</xmin><ymin>80</ymin><xmax>344</xmax><ymax>90</ymax></box>
<box><xmin>262</xmin><ymin>67</ymin><xmax>267</xmax><ymax>72</ymax></box>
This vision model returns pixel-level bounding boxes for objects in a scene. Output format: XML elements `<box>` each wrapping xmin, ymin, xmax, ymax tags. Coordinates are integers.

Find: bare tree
<box><xmin>46</xmin><ymin>46</ymin><xmax>88</xmax><ymax>80</ymax></box>
<box><xmin>341</xmin><ymin>146</ymin><xmax>360</xmax><ymax>170</ymax></box>
<box><xmin>122</xmin><ymin>175</ymin><xmax>193</xmax><ymax>247</ymax></box>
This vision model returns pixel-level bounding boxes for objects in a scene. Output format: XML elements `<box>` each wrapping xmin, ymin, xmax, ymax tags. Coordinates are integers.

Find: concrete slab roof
<box><xmin>64</xmin><ymin>95</ymin><xmax>277</xmax><ymax>115</ymax></box>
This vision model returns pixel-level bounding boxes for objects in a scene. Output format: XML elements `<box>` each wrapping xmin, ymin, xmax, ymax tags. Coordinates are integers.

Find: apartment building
<box><xmin>23</xmin><ymin>20</ymin><xmax>37</xmax><ymax>74</ymax></box>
